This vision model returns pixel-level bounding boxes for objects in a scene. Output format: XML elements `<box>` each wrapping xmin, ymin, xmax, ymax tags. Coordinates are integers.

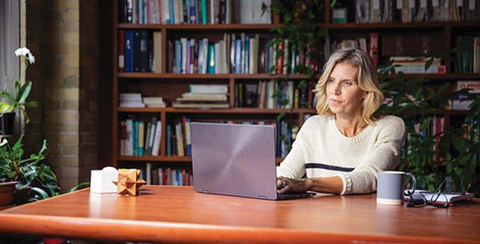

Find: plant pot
<box><xmin>0</xmin><ymin>181</ymin><xmax>17</xmax><ymax>209</ymax></box>
<box><xmin>0</xmin><ymin>112</ymin><xmax>15</xmax><ymax>135</ymax></box>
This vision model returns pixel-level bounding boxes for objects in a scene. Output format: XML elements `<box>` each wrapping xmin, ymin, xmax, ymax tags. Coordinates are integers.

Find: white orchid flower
<box><xmin>0</xmin><ymin>138</ymin><xmax>8</xmax><ymax>147</ymax></box>
<box><xmin>15</xmin><ymin>47</ymin><xmax>35</xmax><ymax>64</ymax></box>
<box><xmin>15</xmin><ymin>47</ymin><xmax>30</xmax><ymax>57</ymax></box>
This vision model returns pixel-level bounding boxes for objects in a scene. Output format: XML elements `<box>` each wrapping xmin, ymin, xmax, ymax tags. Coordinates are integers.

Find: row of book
<box><xmin>406</xmin><ymin>115</ymin><xmax>445</xmax><ymax>162</ymax></box>
<box><xmin>351</xmin><ymin>0</ymin><xmax>480</xmax><ymax>23</ymax></box>
<box><xmin>454</xmin><ymin>36</ymin><xmax>480</xmax><ymax>74</ymax></box>
<box><xmin>173</xmin><ymin>84</ymin><xmax>229</xmax><ymax>109</ymax></box>
<box><xmin>120</xmin><ymin>117</ymin><xmax>162</xmax><ymax>156</ymax></box>
<box><xmin>168</xmin><ymin>35</ymin><xmax>324</xmax><ymax>75</ymax></box>
<box><xmin>165</xmin><ymin>118</ymin><xmax>296</xmax><ymax>158</ymax></box>
<box><xmin>234</xmin><ymin>80</ymin><xmax>316</xmax><ymax>109</ymax></box>
<box><xmin>450</xmin><ymin>80</ymin><xmax>480</xmax><ymax>110</ymax></box>
<box><xmin>118</xmin><ymin>0</ymin><xmax>272</xmax><ymax>25</ymax></box>
<box><xmin>168</xmin><ymin>34</ymin><xmax>271</xmax><ymax>74</ymax></box>
<box><xmin>390</xmin><ymin>57</ymin><xmax>446</xmax><ymax>74</ymax></box>
<box><xmin>329</xmin><ymin>33</ymin><xmax>378</xmax><ymax>66</ymax></box>
<box><xmin>145</xmin><ymin>164</ymin><xmax>193</xmax><ymax>186</ymax></box>
<box><xmin>119</xmin><ymin>30</ymin><xmax>162</xmax><ymax>73</ymax></box>
<box><xmin>119</xmin><ymin>93</ymin><xmax>166</xmax><ymax>108</ymax></box>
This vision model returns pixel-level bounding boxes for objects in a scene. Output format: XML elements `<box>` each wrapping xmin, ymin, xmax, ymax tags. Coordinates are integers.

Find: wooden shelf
<box><xmin>118</xmin><ymin>21</ymin><xmax>480</xmax><ymax>31</ymax></box>
<box><xmin>322</xmin><ymin>21</ymin><xmax>480</xmax><ymax>29</ymax></box>
<box><xmin>118</xmin><ymin>23</ymin><xmax>278</xmax><ymax>30</ymax></box>
<box><xmin>117</xmin><ymin>73</ymin><xmax>316</xmax><ymax>79</ymax></box>
<box><xmin>118</xmin><ymin>72</ymin><xmax>480</xmax><ymax>80</ymax></box>
<box><xmin>117</xmin><ymin>155</ymin><xmax>284</xmax><ymax>164</ymax></box>
<box><xmin>117</xmin><ymin>107</ymin><xmax>316</xmax><ymax>114</ymax></box>
<box><xmin>385</xmin><ymin>73</ymin><xmax>480</xmax><ymax>80</ymax></box>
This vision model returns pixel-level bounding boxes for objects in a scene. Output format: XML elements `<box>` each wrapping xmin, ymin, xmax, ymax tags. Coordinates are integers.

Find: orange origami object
<box><xmin>113</xmin><ymin>169</ymin><xmax>146</xmax><ymax>196</ymax></box>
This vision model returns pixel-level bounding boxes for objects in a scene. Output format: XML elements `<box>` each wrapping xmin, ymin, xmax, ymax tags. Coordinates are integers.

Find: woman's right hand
<box><xmin>276</xmin><ymin>177</ymin><xmax>310</xmax><ymax>194</ymax></box>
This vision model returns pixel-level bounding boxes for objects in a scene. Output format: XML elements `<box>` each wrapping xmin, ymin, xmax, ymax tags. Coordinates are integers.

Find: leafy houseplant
<box><xmin>0</xmin><ymin>47</ymin><xmax>38</xmax><ymax>134</ymax></box>
<box><xmin>265</xmin><ymin>0</ymin><xmax>327</xmax><ymax>152</ymax></box>
<box><xmin>0</xmin><ymin>136</ymin><xmax>60</xmax><ymax>203</ymax></box>
<box><xmin>0</xmin><ymin>48</ymin><xmax>63</xmax><ymax>206</ymax></box>
<box><xmin>378</xmin><ymin>64</ymin><xmax>480</xmax><ymax>195</ymax></box>
<box><xmin>265</xmin><ymin>1</ymin><xmax>480</xmax><ymax>195</ymax></box>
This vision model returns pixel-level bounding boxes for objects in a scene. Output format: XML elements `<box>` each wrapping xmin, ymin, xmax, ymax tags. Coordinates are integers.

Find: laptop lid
<box><xmin>191</xmin><ymin>122</ymin><xmax>278</xmax><ymax>200</ymax></box>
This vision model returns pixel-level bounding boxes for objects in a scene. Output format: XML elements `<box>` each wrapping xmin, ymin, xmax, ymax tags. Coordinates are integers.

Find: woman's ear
<box><xmin>363</xmin><ymin>92</ymin><xmax>368</xmax><ymax>99</ymax></box>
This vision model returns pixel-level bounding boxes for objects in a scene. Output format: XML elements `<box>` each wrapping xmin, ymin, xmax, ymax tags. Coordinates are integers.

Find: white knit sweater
<box><xmin>276</xmin><ymin>115</ymin><xmax>406</xmax><ymax>195</ymax></box>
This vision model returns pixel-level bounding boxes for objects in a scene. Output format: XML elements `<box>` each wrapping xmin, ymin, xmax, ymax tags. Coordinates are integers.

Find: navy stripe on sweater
<box><xmin>305</xmin><ymin>163</ymin><xmax>355</xmax><ymax>172</ymax></box>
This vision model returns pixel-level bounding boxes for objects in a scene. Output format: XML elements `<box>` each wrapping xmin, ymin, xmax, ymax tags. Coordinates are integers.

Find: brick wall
<box><xmin>79</xmin><ymin>0</ymin><xmax>99</xmax><ymax>184</ymax></box>
<box><xmin>25</xmin><ymin>0</ymin><xmax>100</xmax><ymax>191</ymax></box>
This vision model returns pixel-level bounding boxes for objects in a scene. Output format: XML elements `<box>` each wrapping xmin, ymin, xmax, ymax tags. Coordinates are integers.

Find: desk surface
<box><xmin>0</xmin><ymin>186</ymin><xmax>479</xmax><ymax>243</ymax></box>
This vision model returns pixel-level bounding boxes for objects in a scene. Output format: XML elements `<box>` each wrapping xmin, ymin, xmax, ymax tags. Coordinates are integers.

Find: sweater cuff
<box><xmin>337</xmin><ymin>174</ymin><xmax>352</xmax><ymax>195</ymax></box>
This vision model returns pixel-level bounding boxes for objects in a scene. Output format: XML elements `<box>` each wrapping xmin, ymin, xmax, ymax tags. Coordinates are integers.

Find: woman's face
<box><xmin>326</xmin><ymin>61</ymin><xmax>366</xmax><ymax>118</ymax></box>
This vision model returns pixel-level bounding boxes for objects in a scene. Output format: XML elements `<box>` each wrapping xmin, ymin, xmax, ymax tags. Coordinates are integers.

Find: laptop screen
<box><xmin>191</xmin><ymin>122</ymin><xmax>278</xmax><ymax>199</ymax></box>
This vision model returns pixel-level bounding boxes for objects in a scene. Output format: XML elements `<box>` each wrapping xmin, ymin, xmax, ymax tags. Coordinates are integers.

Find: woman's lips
<box><xmin>330</xmin><ymin>99</ymin><xmax>343</xmax><ymax>105</ymax></box>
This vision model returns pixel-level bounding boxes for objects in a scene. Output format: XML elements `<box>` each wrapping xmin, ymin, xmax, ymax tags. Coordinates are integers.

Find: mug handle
<box><xmin>405</xmin><ymin>173</ymin><xmax>416</xmax><ymax>196</ymax></box>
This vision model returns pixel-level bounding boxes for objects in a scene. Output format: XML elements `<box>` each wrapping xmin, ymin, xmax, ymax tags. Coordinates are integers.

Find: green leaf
<box><xmin>68</xmin><ymin>182</ymin><xmax>90</xmax><ymax>193</ymax></box>
<box><xmin>0</xmin><ymin>102</ymin><xmax>14</xmax><ymax>113</ymax></box>
<box><xmin>424</xmin><ymin>57</ymin><xmax>434</xmax><ymax>70</ymax></box>
<box><xmin>17</xmin><ymin>81</ymin><xmax>32</xmax><ymax>104</ymax></box>
<box><xmin>30</xmin><ymin>187</ymin><xmax>50</xmax><ymax>200</ymax></box>
<box><xmin>0</xmin><ymin>91</ymin><xmax>15</xmax><ymax>102</ymax></box>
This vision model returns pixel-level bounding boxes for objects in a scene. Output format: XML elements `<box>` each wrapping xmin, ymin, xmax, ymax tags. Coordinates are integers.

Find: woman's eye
<box><xmin>327</xmin><ymin>79</ymin><xmax>334</xmax><ymax>83</ymax></box>
<box><xmin>344</xmin><ymin>80</ymin><xmax>353</xmax><ymax>86</ymax></box>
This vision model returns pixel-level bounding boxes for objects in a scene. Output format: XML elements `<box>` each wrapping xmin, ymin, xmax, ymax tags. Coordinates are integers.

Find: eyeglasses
<box><xmin>406</xmin><ymin>190</ymin><xmax>450</xmax><ymax>208</ymax></box>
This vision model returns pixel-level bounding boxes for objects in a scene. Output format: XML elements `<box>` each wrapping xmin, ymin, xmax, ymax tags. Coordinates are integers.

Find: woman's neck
<box><xmin>335</xmin><ymin>114</ymin><xmax>365</xmax><ymax>138</ymax></box>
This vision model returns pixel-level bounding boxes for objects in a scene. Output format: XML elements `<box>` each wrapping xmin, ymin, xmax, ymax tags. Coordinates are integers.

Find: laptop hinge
<box><xmin>202</xmin><ymin>190</ymin><xmax>210</xmax><ymax>193</ymax></box>
<box><xmin>258</xmin><ymin>195</ymin><xmax>267</xmax><ymax>199</ymax></box>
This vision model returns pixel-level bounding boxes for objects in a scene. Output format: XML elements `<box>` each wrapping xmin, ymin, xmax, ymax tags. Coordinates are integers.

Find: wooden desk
<box><xmin>0</xmin><ymin>186</ymin><xmax>479</xmax><ymax>243</ymax></box>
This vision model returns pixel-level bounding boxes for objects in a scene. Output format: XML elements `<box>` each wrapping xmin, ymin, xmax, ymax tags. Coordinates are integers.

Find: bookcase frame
<box><xmin>111</xmin><ymin>0</ymin><xmax>480</xmax><ymax>171</ymax></box>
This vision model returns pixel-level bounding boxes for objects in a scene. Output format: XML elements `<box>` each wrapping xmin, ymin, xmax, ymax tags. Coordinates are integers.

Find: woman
<box><xmin>276</xmin><ymin>48</ymin><xmax>406</xmax><ymax>195</ymax></box>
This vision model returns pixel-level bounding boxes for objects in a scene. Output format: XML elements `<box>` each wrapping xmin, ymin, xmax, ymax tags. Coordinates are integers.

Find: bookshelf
<box><xmin>112</xmin><ymin>0</ymin><xmax>480</xmax><ymax>186</ymax></box>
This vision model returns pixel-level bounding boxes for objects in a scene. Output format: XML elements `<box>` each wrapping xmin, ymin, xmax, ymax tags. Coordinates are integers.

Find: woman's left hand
<box><xmin>276</xmin><ymin>177</ymin><xmax>310</xmax><ymax>194</ymax></box>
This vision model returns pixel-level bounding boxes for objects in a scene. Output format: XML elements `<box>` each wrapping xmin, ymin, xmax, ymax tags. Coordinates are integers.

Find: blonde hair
<box><xmin>313</xmin><ymin>48</ymin><xmax>384</xmax><ymax>128</ymax></box>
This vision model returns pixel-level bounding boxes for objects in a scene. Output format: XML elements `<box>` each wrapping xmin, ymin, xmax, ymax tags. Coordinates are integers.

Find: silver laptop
<box><xmin>191</xmin><ymin>122</ymin><xmax>314</xmax><ymax>200</ymax></box>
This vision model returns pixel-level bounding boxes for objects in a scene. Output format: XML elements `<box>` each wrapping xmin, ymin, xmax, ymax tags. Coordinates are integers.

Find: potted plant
<box><xmin>0</xmin><ymin>47</ymin><xmax>60</xmax><ymax>208</ymax></box>
<box><xmin>0</xmin><ymin>136</ymin><xmax>60</xmax><ymax>207</ymax></box>
<box><xmin>0</xmin><ymin>47</ymin><xmax>38</xmax><ymax>135</ymax></box>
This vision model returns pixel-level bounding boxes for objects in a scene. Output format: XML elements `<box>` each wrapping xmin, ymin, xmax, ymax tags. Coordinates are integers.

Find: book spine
<box><xmin>166</xmin><ymin>124</ymin><xmax>171</xmax><ymax>156</ymax></box>
<box><xmin>119</xmin><ymin>30</ymin><xmax>125</xmax><ymax>72</ymax></box>
<box><xmin>152</xmin><ymin>120</ymin><xmax>162</xmax><ymax>156</ymax></box>
<box><xmin>144</xmin><ymin>121</ymin><xmax>152</xmax><ymax>155</ymax></box>
<box><xmin>207</xmin><ymin>44</ymin><xmax>215</xmax><ymax>73</ymax></box>
<box><xmin>235</xmin><ymin>38</ymin><xmax>242</xmax><ymax>74</ymax></box>
<box><xmin>126</xmin><ymin>119</ymin><xmax>134</xmax><ymax>155</ymax></box>
<box><xmin>175</xmin><ymin>40</ymin><xmax>182</xmax><ymax>73</ymax></box>
<box><xmin>148</xmin><ymin>117</ymin><xmax>158</xmax><ymax>155</ymax></box>
<box><xmin>245</xmin><ymin>35</ymin><xmax>250</xmax><ymax>74</ymax></box>
<box><xmin>202</xmin><ymin>0</ymin><xmax>207</xmax><ymax>24</ymax></box>
<box><xmin>138</xmin><ymin>121</ymin><xmax>145</xmax><ymax>155</ymax></box>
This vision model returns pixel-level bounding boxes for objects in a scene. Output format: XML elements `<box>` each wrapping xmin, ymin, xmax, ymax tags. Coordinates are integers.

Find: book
<box><xmin>172</xmin><ymin>101</ymin><xmax>229</xmax><ymax>109</ymax></box>
<box><xmin>152</xmin><ymin>120</ymin><xmax>162</xmax><ymax>156</ymax></box>
<box><xmin>183</xmin><ymin>117</ymin><xmax>192</xmax><ymax>156</ymax></box>
<box><xmin>125</xmin><ymin>30</ymin><xmax>134</xmax><ymax>72</ymax></box>
<box><xmin>153</xmin><ymin>31</ymin><xmax>162</xmax><ymax>73</ymax></box>
<box><xmin>119</xmin><ymin>30</ymin><xmax>125</xmax><ymax>72</ymax></box>
<box><xmin>207</xmin><ymin>44</ymin><xmax>215</xmax><ymax>73</ymax></box>
<box><xmin>125</xmin><ymin>119</ymin><xmax>134</xmax><ymax>156</ymax></box>
<box><xmin>178</xmin><ymin>93</ymin><xmax>227</xmax><ymax>101</ymax></box>
<box><xmin>189</xmin><ymin>84</ymin><xmax>228</xmax><ymax>94</ymax></box>
<box><xmin>138</xmin><ymin>120</ymin><xmax>145</xmax><ymax>155</ymax></box>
